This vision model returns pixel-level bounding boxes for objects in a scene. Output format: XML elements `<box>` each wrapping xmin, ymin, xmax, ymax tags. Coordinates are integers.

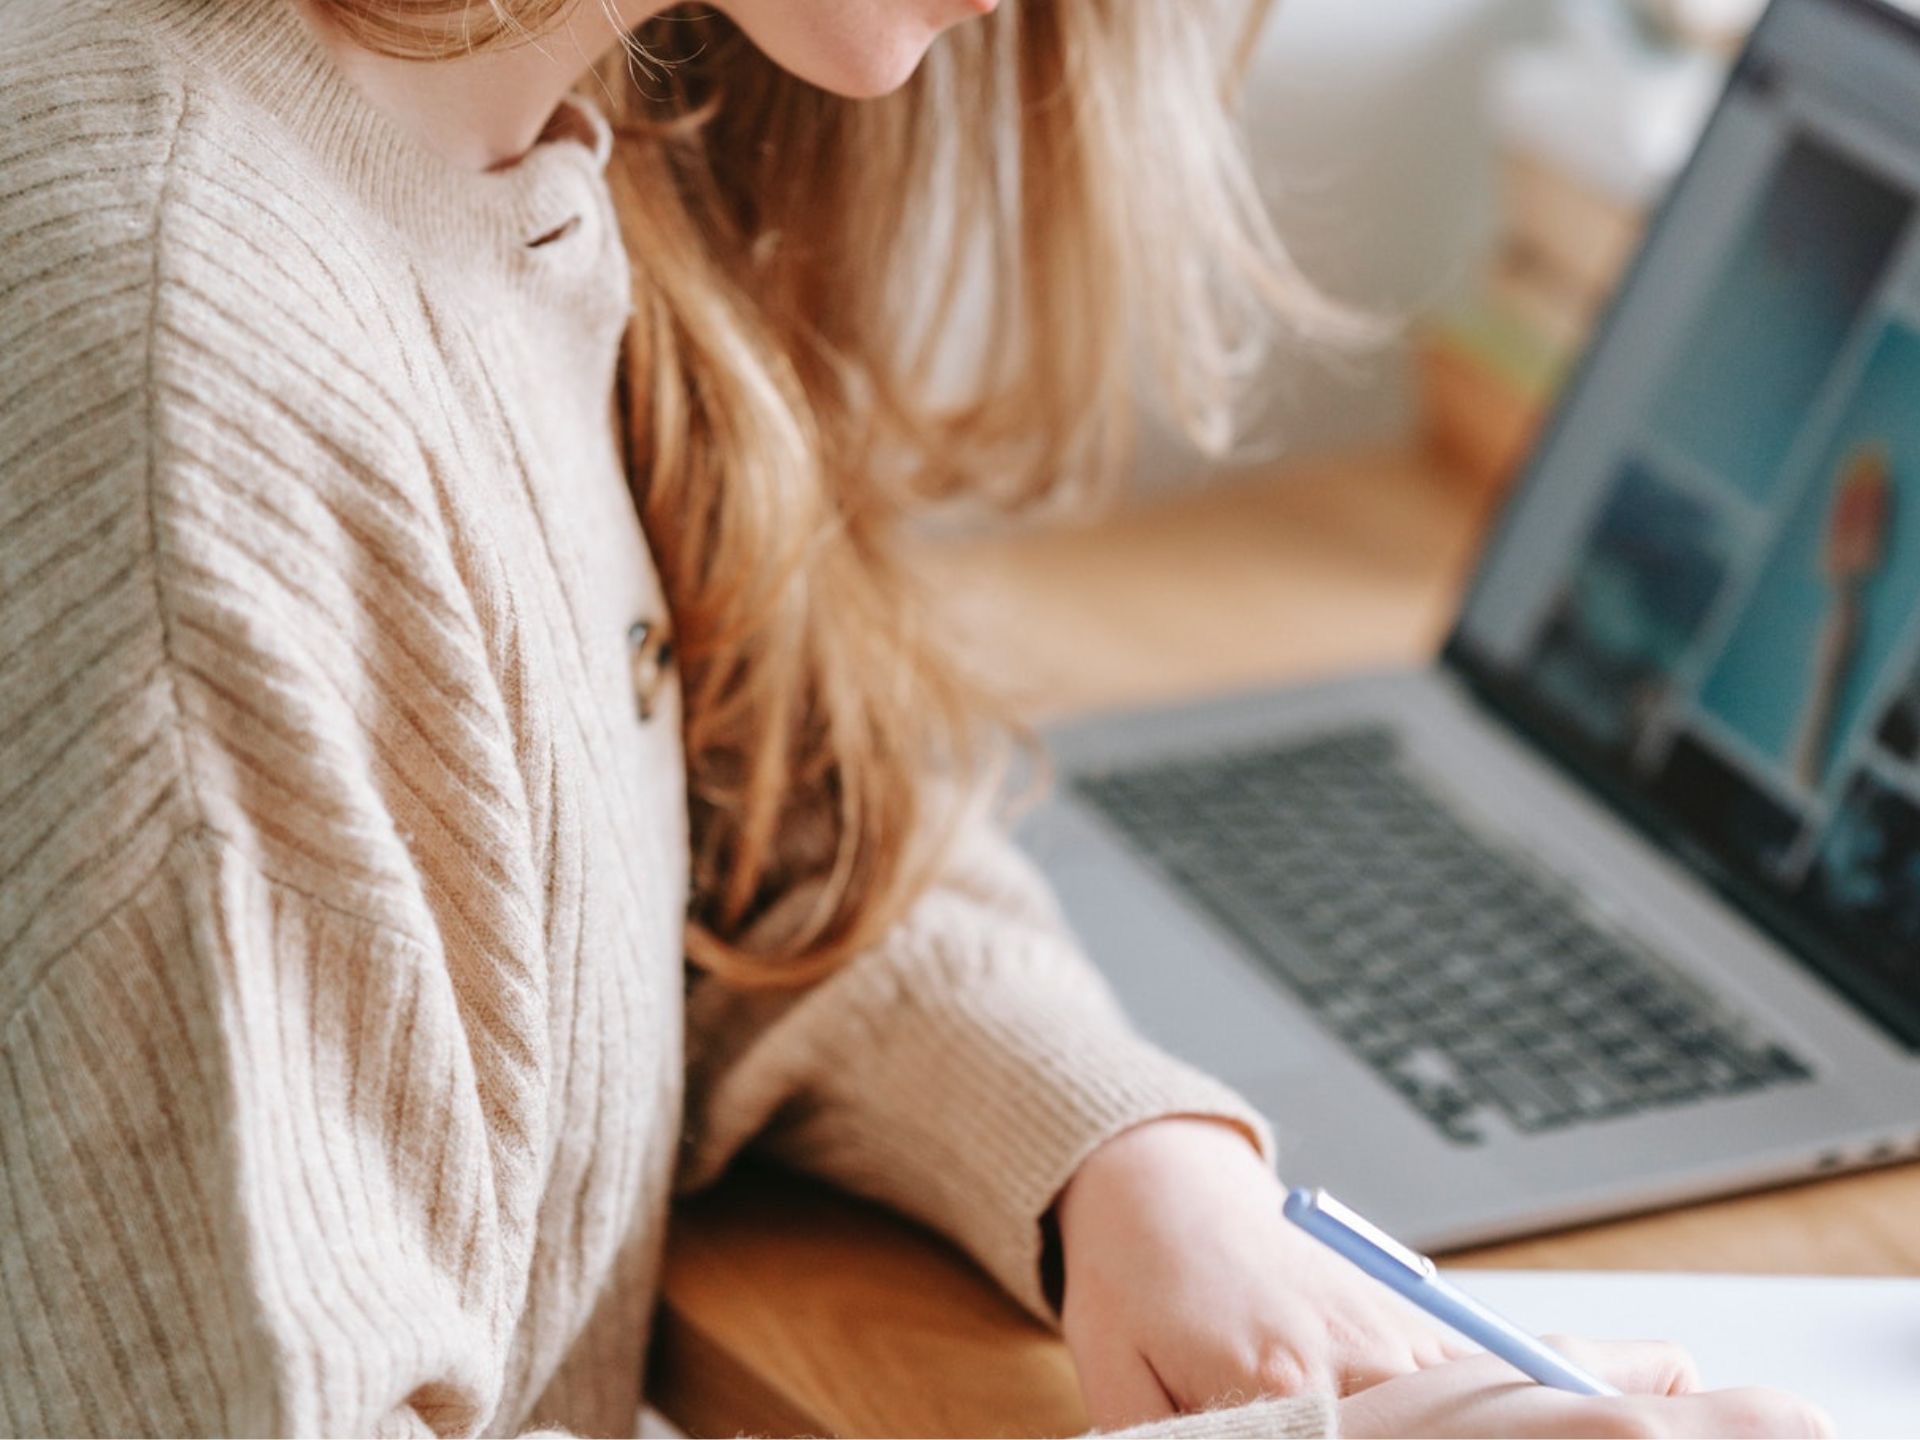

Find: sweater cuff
<box><xmin>967</xmin><ymin>1010</ymin><xmax>1276</xmax><ymax>1322</ymax></box>
<box><xmin>1102</xmin><ymin>1394</ymin><xmax>1339</xmax><ymax>1439</ymax></box>
<box><xmin>778</xmin><ymin>930</ymin><xmax>1276</xmax><ymax>1323</ymax></box>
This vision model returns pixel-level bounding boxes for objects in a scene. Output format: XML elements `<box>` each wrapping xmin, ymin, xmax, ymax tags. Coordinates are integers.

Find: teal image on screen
<box><xmin>1531</xmin><ymin>461</ymin><xmax>1734</xmax><ymax>753</ymax></box>
<box><xmin>1701</xmin><ymin>324</ymin><xmax>1920</xmax><ymax>789</ymax></box>
<box><xmin>1652</xmin><ymin>135</ymin><xmax>1911</xmax><ymax>504</ymax></box>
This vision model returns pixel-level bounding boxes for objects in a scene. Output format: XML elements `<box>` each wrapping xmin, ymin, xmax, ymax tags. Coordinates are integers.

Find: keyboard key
<box><xmin>1075</xmin><ymin>727</ymin><xmax>1813</xmax><ymax>1147</ymax></box>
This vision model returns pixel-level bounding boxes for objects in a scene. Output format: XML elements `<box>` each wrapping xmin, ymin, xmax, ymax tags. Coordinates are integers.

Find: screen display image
<box><xmin>1879</xmin><ymin>664</ymin><xmax>1920</xmax><ymax>759</ymax></box>
<box><xmin>1809</xmin><ymin>769</ymin><xmax>1920</xmax><ymax>963</ymax></box>
<box><xmin>1701</xmin><ymin>327</ymin><xmax>1920</xmax><ymax>796</ymax></box>
<box><xmin>1529</xmin><ymin>460</ymin><xmax>1735</xmax><ymax>757</ymax></box>
<box><xmin>1452</xmin><ymin>0</ymin><xmax>1920</xmax><ymax>1045</ymax></box>
<box><xmin>1652</xmin><ymin>133</ymin><xmax>1911</xmax><ymax>501</ymax></box>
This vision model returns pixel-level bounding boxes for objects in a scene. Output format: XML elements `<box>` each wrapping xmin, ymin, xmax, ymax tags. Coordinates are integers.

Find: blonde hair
<box><xmin>316</xmin><ymin>0</ymin><xmax>1364</xmax><ymax>987</ymax></box>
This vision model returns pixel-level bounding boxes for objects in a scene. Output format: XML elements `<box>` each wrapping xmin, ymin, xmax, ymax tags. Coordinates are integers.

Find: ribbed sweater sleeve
<box><xmin>0</xmin><ymin>833</ymin><xmax>537</xmax><ymax>1438</ymax></box>
<box><xmin>680</xmin><ymin>811</ymin><xmax>1277</xmax><ymax>1322</ymax></box>
<box><xmin>1</xmin><ymin>56</ymin><xmax>553</xmax><ymax>1433</ymax></box>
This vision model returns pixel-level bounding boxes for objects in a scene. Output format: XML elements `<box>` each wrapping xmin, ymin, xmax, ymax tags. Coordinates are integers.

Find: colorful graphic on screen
<box><xmin>1701</xmin><ymin>325</ymin><xmax>1920</xmax><ymax>793</ymax></box>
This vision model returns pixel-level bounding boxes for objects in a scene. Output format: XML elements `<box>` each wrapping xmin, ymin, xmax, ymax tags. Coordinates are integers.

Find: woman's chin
<box><xmin>727</xmin><ymin>0</ymin><xmax>999</xmax><ymax>100</ymax></box>
<box><xmin>807</xmin><ymin>37</ymin><xmax>937</xmax><ymax>99</ymax></box>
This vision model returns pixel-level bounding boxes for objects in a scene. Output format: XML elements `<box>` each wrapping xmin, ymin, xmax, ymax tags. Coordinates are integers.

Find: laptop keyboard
<box><xmin>1074</xmin><ymin>728</ymin><xmax>1813</xmax><ymax>1146</ymax></box>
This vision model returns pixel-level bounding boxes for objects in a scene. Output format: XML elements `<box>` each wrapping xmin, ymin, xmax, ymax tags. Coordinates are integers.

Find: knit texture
<box><xmin>1111</xmin><ymin>1396</ymin><xmax>1339</xmax><ymax>1439</ymax></box>
<box><xmin>0</xmin><ymin>1</ymin><xmax>1323</xmax><ymax>1436</ymax></box>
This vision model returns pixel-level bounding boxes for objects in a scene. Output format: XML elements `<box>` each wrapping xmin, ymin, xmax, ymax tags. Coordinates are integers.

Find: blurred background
<box><xmin>1153</xmin><ymin>0</ymin><xmax>1770</xmax><ymax>494</ymax></box>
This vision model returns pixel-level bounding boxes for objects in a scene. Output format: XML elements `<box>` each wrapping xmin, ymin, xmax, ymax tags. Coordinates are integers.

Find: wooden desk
<box><xmin>652</xmin><ymin>448</ymin><xmax>1920</xmax><ymax>1439</ymax></box>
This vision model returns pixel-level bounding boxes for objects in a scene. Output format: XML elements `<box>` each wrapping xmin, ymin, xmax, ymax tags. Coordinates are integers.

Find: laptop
<box><xmin>1019</xmin><ymin>0</ymin><xmax>1920</xmax><ymax>1251</ymax></box>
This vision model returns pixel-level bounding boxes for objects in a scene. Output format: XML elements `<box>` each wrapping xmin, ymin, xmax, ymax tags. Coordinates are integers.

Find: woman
<box><xmin>0</xmin><ymin>0</ymin><xmax>1824</xmax><ymax>1435</ymax></box>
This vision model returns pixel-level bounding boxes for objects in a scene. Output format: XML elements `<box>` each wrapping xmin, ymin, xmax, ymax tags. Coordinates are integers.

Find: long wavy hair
<box><xmin>313</xmin><ymin>0</ymin><xmax>1364</xmax><ymax>987</ymax></box>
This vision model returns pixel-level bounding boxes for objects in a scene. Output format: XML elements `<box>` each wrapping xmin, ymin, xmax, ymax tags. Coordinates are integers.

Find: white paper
<box><xmin>1446</xmin><ymin>1270</ymin><xmax>1920</xmax><ymax>1438</ymax></box>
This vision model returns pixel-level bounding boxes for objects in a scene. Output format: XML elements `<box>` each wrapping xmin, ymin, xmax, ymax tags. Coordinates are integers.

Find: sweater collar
<box><xmin>127</xmin><ymin>0</ymin><xmax>616</xmax><ymax>270</ymax></box>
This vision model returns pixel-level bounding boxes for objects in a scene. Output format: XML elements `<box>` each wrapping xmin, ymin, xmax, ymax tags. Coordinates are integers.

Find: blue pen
<box><xmin>1282</xmin><ymin>1187</ymin><xmax>1620</xmax><ymax>1398</ymax></box>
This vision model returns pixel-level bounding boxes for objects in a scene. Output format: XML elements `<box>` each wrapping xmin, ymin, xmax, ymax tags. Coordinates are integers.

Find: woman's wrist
<box><xmin>1067</xmin><ymin>1114</ymin><xmax>1268</xmax><ymax>1192</ymax></box>
<box><xmin>1055</xmin><ymin>1116</ymin><xmax>1274</xmax><ymax>1290</ymax></box>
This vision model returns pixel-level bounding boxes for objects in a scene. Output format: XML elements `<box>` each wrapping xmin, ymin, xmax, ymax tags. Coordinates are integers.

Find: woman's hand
<box><xmin>1340</xmin><ymin>1337</ymin><xmax>1832</xmax><ymax>1438</ymax></box>
<box><xmin>1054</xmin><ymin>1117</ymin><xmax>1468</xmax><ymax>1429</ymax></box>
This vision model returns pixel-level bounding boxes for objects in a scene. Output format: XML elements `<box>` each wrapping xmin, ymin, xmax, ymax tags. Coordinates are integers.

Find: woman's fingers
<box><xmin>1539</xmin><ymin>1335</ymin><xmax>1703</xmax><ymax>1397</ymax></box>
<box><xmin>1341</xmin><ymin>1349</ymin><xmax>1831</xmax><ymax>1440</ymax></box>
<box><xmin>1327</xmin><ymin>1343</ymin><xmax>1425</xmax><ymax>1397</ymax></box>
<box><xmin>1387</xmin><ymin>1314</ymin><xmax>1478</xmax><ymax>1375</ymax></box>
<box><xmin>1658</xmin><ymin>1388</ymin><xmax>1836</xmax><ymax>1439</ymax></box>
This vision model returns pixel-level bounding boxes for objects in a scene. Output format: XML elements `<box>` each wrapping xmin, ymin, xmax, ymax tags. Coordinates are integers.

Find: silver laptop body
<box><xmin>1020</xmin><ymin>0</ymin><xmax>1920</xmax><ymax>1250</ymax></box>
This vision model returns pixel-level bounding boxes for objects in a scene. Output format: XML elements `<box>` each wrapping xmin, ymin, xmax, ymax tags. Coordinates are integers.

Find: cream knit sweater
<box><xmin>0</xmin><ymin>2</ymin><xmax>1335</xmax><ymax>1436</ymax></box>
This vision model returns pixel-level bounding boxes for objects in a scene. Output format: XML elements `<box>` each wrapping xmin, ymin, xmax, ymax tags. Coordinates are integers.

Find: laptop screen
<box><xmin>1449</xmin><ymin>0</ymin><xmax>1920</xmax><ymax>1047</ymax></box>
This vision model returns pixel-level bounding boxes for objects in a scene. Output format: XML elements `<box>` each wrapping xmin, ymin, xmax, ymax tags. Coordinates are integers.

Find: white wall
<box><xmin>1134</xmin><ymin>0</ymin><xmax>1544</xmax><ymax>486</ymax></box>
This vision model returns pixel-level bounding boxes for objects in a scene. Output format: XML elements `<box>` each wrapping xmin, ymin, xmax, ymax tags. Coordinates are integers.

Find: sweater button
<box><xmin>627</xmin><ymin>618</ymin><xmax>674</xmax><ymax>722</ymax></box>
